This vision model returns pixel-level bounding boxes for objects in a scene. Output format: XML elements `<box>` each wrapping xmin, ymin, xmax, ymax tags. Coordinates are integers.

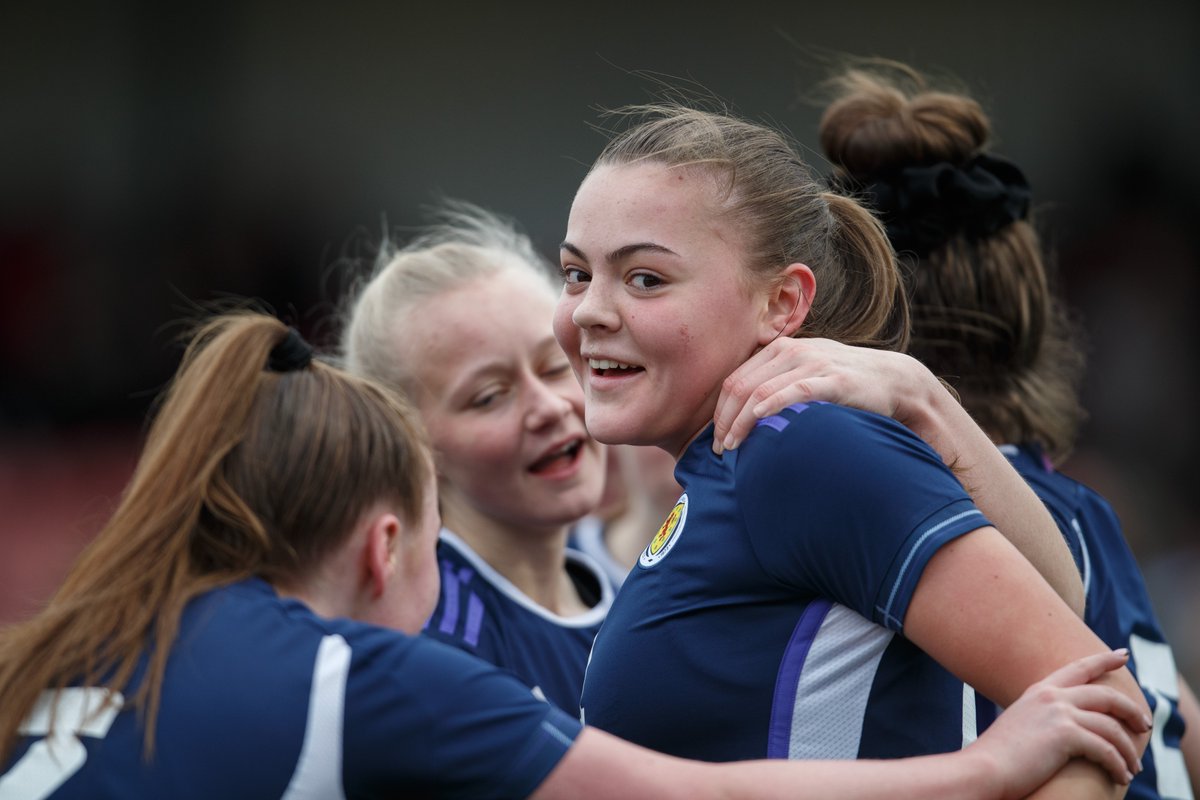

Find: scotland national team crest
<box><xmin>639</xmin><ymin>494</ymin><xmax>688</xmax><ymax>567</ymax></box>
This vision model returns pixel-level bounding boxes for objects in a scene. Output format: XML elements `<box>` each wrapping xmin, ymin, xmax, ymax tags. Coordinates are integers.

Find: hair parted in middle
<box><xmin>590</xmin><ymin>102</ymin><xmax>910</xmax><ymax>353</ymax></box>
<box><xmin>818</xmin><ymin>59</ymin><xmax>1085</xmax><ymax>462</ymax></box>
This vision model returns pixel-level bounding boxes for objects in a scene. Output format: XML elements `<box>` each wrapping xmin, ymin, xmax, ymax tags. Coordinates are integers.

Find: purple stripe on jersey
<box><xmin>464</xmin><ymin>593</ymin><xmax>485</xmax><ymax>647</ymax></box>
<box><xmin>438</xmin><ymin>561</ymin><xmax>460</xmax><ymax>635</ymax></box>
<box><xmin>754</xmin><ymin>402</ymin><xmax>812</xmax><ymax>433</ymax></box>
<box><xmin>767</xmin><ymin>598</ymin><xmax>832</xmax><ymax>758</ymax></box>
<box><xmin>755</xmin><ymin>415</ymin><xmax>789</xmax><ymax>433</ymax></box>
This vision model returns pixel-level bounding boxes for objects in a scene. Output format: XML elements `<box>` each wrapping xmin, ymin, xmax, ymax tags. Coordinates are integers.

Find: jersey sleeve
<box><xmin>342</xmin><ymin>631</ymin><xmax>581</xmax><ymax>799</ymax></box>
<box><xmin>736</xmin><ymin>404</ymin><xmax>993</xmax><ymax>632</ymax></box>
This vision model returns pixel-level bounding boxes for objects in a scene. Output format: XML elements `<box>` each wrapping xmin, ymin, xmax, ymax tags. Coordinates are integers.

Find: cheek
<box><xmin>436</xmin><ymin>425</ymin><xmax>520</xmax><ymax>485</ymax></box>
<box><xmin>552</xmin><ymin>300</ymin><xmax>581</xmax><ymax>354</ymax></box>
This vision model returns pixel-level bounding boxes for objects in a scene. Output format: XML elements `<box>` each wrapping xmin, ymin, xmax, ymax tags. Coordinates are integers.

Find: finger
<box><xmin>722</xmin><ymin>379</ymin><xmax>818</xmax><ymax>451</ymax></box>
<box><xmin>713</xmin><ymin>359</ymin><xmax>776</xmax><ymax>450</ymax></box>
<box><xmin>1071</xmin><ymin>729</ymin><xmax>1134</xmax><ymax>785</ymax></box>
<box><xmin>1040</xmin><ymin>649</ymin><xmax>1130</xmax><ymax>689</ymax></box>
<box><xmin>1071</xmin><ymin>707</ymin><xmax>1143</xmax><ymax>778</ymax></box>
<box><xmin>1057</xmin><ymin>683</ymin><xmax>1152</xmax><ymax>733</ymax></box>
<box><xmin>714</xmin><ymin>357</ymin><xmax>803</xmax><ymax>451</ymax></box>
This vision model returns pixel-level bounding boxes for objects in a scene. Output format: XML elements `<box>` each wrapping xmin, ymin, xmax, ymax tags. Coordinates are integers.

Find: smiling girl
<box><xmin>341</xmin><ymin>204</ymin><xmax>612</xmax><ymax>713</ymax></box>
<box><xmin>554</xmin><ymin>104</ymin><xmax>1150</xmax><ymax>798</ymax></box>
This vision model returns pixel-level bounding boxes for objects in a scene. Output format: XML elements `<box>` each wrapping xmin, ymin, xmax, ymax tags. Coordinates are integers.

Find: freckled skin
<box><xmin>555</xmin><ymin>163</ymin><xmax>769</xmax><ymax>457</ymax></box>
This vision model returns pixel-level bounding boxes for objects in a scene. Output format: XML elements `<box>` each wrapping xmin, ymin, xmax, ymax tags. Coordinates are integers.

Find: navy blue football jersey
<box><xmin>0</xmin><ymin>578</ymin><xmax>581</xmax><ymax>799</ymax></box>
<box><xmin>998</xmin><ymin>443</ymin><xmax>1192</xmax><ymax>799</ymax></box>
<box><xmin>581</xmin><ymin>402</ymin><xmax>992</xmax><ymax>761</ymax></box>
<box><xmin>424</xmin><ymin>530</ymin><xmax>612</xmax><ymax>715</ymax></box>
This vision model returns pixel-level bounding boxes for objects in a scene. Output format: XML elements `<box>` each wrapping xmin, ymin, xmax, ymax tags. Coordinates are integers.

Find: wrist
<box><xmin>953</xmin><ymin>745</ymin><xmax>1007</xmax><ymax>800</ymax></box>
<box><xmin>890</xmin><ymin>354</ymin><xmax>952</xmax><ymax>444</ymax></box>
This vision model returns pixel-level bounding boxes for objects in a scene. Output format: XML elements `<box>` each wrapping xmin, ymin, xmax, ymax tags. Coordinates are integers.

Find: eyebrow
<box><xmin>446</xmin><ymin>335</ymin><xmax>564</xmax><ymax>397</ymax></box>
<box><xmin>559</xmin><ymin>241</ymin><xmax>679</xmax><ymax>264</ymax></box>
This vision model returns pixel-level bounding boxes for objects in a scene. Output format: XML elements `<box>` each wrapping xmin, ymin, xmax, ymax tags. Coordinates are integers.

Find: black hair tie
<box><xmin>830</xmin><ymin>153</ymin><xmax>1032</xmax><ymax>257</ymax></box>
<box><xmin>267</xmin><ymin>327</ymin><xmax>314</xmax><ymax>372</ymax></box>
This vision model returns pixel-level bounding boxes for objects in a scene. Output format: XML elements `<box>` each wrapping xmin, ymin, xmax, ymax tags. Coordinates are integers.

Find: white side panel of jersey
<box><xmin>282</xmin><ymin>634</ymin><xmax>351</xmax><ymax>800</ymax></box>
<box><xmin>787</xmin><ymin>603</ymin><xmax>892</xmax><ymax>759</ymax></box>
<box><xmin>0</xmin><ymin>688</ymin><xmax>122</xmax><ymax>800</ymax></box>
<box><xmin>961</xmin><ymin>683</ymin><xmax>978</xmax><ymax>747</ymax></box>
<box><xmin>1130</xmin><ymin>634</ymin><xmax>1193</xmax><ymax>799</ymax></box>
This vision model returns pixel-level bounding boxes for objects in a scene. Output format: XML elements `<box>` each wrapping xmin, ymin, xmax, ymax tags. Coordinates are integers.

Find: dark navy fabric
<box><xmin>424</xmin><ymin>530</ymin><xmax>611</xmax><ymax>715</ymax></box>
<box><xmin>2</xmin><ymin>578</ymin><xmax>581</xmax><ymax>799</ymax></box>
<box><xmin>581</xmin><ymin>403</ymin><xmax>991</xmax><ymax>762</ymax></box>
<box><xmin>997</xmin><ymin>444</ymin><xmax>1191</xmax><ymax>799</ymax></box>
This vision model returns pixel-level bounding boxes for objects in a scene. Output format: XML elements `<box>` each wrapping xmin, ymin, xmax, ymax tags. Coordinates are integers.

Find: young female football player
<box><xmin>554</xmin><ymin>101</ymin><xmax>1151</xmax><ymax>798</ymax></box>
<box><xmin>340</xmin><ymin>204</ymin><xmax>613</xmax><ymax>713</ymax></box>
<box><xmin>815</xmin><ymin>59</ymin><xmax>1195</xmax><ymax>800</ymax></box>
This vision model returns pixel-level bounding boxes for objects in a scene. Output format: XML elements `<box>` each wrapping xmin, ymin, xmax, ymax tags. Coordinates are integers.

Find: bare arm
<box><xmin>713</xmin><ymin>338</ymin><xmax>1084</xmax><ymax>614</ymax></box>
<box><xmin>1179</xmin><ymin>674</ymin><xmax>1200</xmax><ymax>794</ymax></box>
<box><xmin>530</xmin><ymin>651</ymin><xmax>1146</xmax><ymax>800</ymax></box>
<box><xmin>903</xmin><ymin>527</ymin><xmax>1151</xmax><ymax>799</ymax></box>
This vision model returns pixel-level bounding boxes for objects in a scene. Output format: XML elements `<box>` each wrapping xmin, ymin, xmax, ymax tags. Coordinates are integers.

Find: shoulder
<box><xmin>736</xmin><ymin>402</ymin><xmax>956</xmax><ymax>500</ymax></box>
<box><xmin>742</xmin><ymin>401</ymin><xmax>936</xmax><ymax>464</ymax></box>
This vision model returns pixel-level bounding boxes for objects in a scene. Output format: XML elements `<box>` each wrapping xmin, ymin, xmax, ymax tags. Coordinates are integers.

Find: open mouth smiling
<box><xmin>588</xmin><ymin>358</ymin><xmax>644</xmax><ymax>378</ymax></box>
<box><xmin>528</xmin><ymin>437</ymin><xmax>585</xmax><ymax>475</ymax></box>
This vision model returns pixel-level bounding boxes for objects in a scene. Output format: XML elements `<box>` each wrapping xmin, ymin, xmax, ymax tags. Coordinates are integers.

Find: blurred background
<box><xmin>2</xmin><ymin>2</ymin><xmax>1196</xmax><ymax>678</ymax></box>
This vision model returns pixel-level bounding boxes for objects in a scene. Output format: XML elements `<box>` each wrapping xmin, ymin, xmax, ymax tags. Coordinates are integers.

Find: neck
<box><xmin>275</xmin><ymin>568</ymin><xmax>356</xmax><ymax>622</ymax></box>
<box><xmin>441</xmin><ymin>497</ymin><xmax>588</xmax><ymax>616</ymax></box>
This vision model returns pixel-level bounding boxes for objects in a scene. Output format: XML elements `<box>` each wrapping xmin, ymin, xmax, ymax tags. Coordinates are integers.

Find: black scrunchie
<box><xmin>842</xmin><ymin>153</ymin><xmax>1032</xmax><ymax>257</ymax></box>
<box><xmin>267</xmin><ymin>327</ymin><xmax>313</xmax><ymax>372</ymax></box>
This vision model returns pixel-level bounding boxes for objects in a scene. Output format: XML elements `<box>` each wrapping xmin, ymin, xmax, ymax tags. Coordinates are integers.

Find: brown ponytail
<box><xmin>807</xmin><ymin>192</ymin><xmax>910</xmax><ymax>352</ymax></box>
<box><xmin>0</xmin><ymin>311</ymin><xmax>431</xmax><ymax>762</ymax></box>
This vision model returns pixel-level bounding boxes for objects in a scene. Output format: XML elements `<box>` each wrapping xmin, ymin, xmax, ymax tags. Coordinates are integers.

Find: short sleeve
<box><xmin>736</xmin><ymin>404</ymin><xmax>992</xmax><ymax>631</ymax></box>
<box><xmin>342</xmin><ymin>632</ymin><xmax>581</xmax><ymax>799</ymax></box>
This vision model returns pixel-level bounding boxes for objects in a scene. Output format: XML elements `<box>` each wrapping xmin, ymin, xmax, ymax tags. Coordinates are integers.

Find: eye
<box><xmin>560</xmin><ymin>265</ymin><xmax>591</xmax><ymax>284</ymax></box>
<box><xmin>543</xmin><ymin>361</ymin><xmax>572</xmax><ymax>379</ymax></box>
<box><xmin>469</xmin><ymin>386</ymin><xmax>508</xmax><ymax>409</ymax></box>
<box><xmin>630</xmin><ymin>272</ymin><xmax>663</xmax><ymax>290</ymax></box>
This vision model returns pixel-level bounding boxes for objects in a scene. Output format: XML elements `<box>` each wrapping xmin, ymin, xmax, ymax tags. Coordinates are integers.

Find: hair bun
<box><xmin>819</xmin><ymin>66</ymin><xmax>991</xmax><ymax>178</ymax></box>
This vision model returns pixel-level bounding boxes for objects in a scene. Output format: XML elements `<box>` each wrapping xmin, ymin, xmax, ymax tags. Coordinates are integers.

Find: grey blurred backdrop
<box><xmin>2</xmin><ymin>2</ymin><xmax>1197</xmax><ymax>674</ymax></box>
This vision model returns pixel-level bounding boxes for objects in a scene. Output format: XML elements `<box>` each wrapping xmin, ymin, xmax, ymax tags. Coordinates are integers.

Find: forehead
<box><xmin>569</xmin><ymin>163</ymin><xmax>732</xmax><ymax>243</ymax></box>
<box><xmin>399</xmin><ymin>270</ymin><xmax>559</xmax><ymax>385</ymax></box>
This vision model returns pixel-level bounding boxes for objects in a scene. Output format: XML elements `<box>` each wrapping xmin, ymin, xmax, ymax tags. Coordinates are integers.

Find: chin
<box><xmin>545</xmin><ymin>490</ymin><xmax>605</xmax><ymax>527</ymax></box>
<box><xmin>584</xmin><ymin>411</ymin><xmax>639</xmax><ymax>446</ymax></box>
<box><xmin>588</xmin><ymin>419</ymin><xmax>663</xmax><ymax>450</ymax></box>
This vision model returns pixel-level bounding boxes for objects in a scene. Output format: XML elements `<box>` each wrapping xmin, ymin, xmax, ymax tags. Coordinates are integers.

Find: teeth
<box><xmin>589</xmin><ymin>358</ymin><xmax>635</xmax><ymax>370</ymax></box>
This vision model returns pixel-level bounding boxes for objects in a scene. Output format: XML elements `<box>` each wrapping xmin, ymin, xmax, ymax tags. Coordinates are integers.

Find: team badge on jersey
<box><xmin>639</xmin><ymin>494</ymin><xmax>688</xmax><ymax>567</ymax></box>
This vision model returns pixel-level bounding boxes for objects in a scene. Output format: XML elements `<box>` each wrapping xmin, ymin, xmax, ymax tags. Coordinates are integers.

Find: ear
<box><xmin>363</xmin><ymin>512</ymin><xmax>402</xmax><ymax>599</ymax></box>
<box><xmin>757</xmin><ymin>263</ymin><xmax>816</xmax><ymax>345</ymax></box>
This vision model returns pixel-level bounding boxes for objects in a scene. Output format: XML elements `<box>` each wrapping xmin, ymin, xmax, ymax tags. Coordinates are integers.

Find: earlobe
<box><xmin>759</xmin><ymin>263</ymin><xmax>816</xmax><ymax>344</ymax></box>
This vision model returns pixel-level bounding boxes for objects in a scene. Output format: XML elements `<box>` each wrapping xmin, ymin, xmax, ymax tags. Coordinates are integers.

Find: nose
<box><xmin>570</xmin><ymin>274</ymin><xmax>620</xmax><ymax>332</ymax></box>
<box><xmin>524</xmin><ymin>375</ymin><xmax>575</xmax><ymax>431</ymax></box>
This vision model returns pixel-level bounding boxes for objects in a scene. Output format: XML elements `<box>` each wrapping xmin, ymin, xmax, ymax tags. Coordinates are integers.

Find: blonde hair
<box><xmin>819</xmin><ymin>60</ymin><xmax>1085</xmax><ymax>462</ymax></box>
<box><xmin>591</xmin><ymin>103</ymin><xmax>910</xmax><ymax>352</ymax></box>
<box><xmin>0</xmin><ymin>311</ymin><xmax>432</xmax><ymax>762</ymax></box>
<box><xmin>340</xmin><ymin>201</ymin><xmax>558</xmax><ymax>394</ymax></box>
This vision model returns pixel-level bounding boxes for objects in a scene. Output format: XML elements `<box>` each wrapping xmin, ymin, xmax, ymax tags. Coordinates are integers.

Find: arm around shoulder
<box><xmin>711</xmin><ymin>338</ymin><xmax>1084</xmax><ymax>614</ymax></box>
